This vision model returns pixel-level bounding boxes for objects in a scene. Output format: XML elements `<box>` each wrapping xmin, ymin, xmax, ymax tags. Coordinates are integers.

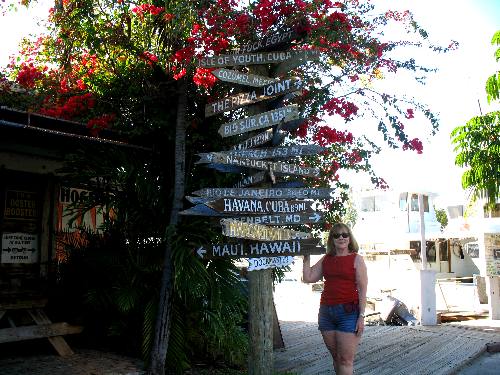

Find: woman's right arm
<box><xmin>302</xmin><ymin>254</ymin><xmax>324</xmax><ymax>283</ymax></box>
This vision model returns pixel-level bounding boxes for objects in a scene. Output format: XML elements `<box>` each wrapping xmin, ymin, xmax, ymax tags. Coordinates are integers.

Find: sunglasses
<box><xmin>333</xmin><ymin>232</ymin><xmax>349</xmax><ymax>239</ymax></box>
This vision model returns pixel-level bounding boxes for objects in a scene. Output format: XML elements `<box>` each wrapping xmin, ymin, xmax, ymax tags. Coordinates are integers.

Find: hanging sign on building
<box><xmin>1</xmin><ymin>232</ymin><xmax>38</xmax><ymax>264</ymax></box>
<box><xmin>4</xmin><ymin>190</ymin><xmax>39</xmax><ymax>222</ymax></box>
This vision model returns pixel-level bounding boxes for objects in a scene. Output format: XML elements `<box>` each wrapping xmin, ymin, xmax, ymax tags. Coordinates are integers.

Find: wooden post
<box><xmin>248</xmin><ymin>65</ymin><xmax>274</xmax><ymax>375</ymax></box>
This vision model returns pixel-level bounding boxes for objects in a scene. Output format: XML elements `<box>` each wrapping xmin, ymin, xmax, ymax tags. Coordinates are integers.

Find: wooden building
<box><xmin>0</xmin><ymin>106</ymin><xmax>151</xmax><ymax>355</ymax></box>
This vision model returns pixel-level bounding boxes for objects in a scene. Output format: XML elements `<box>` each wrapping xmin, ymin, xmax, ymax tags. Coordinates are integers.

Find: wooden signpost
<box><xmin>191</xmin><ymin>36</ymin><xmax>322</xmax><ymax>374</ymax></box>
<box><xmin>231</xmin><ymin>129</ymin><xmax>274</xmax><ymax>151</ymax></box>
<box><xmin>218</xmin><ymin>105</ymin><xmax>299</xmax><ymax>137</ymax></box>
<box><xmin>193</xmin><ymin>187</ymin><xmax>334</xmax><ymax>199</ymax></box>
<box><xmin>197</xmin><ymin>144</ymin><xmax>325</xmax><ymax>163</ymax></box>
<box><xmin>199</xmin><ymin>50</ymin><xmax>317</xmax><ymax>69</ymax></box>
<box><xmin>206</xmin><ymin>197</ymin><xmax>315</xmax><ymax>215</ymax></box>
<box><xmin>212</xmin><ymin>69</ymin><xmax>276</xmax><ymax>87</ymax></box>
<box><xmin>220</xmin><ymin>219</ymin><xmax>311</xmax><ymax>241</ymax></box>
<box><xmin>195</xmin><ymin>238</ymin><xmax>325</xmax><ymax>259</ymax></box>
<box><xmin>227</xmin><ymin>212</ymin><xmax>324</xmax><ymax>226</ymax></box>
<box><xmin>206</xmin><ymin>78</ymin><xmax>302</xmax><ymax>117</ymax></box>
<box><xmin>211</xmin><ymin>153</ymin><xmax>320</xmax><ymax>178</ymax></box>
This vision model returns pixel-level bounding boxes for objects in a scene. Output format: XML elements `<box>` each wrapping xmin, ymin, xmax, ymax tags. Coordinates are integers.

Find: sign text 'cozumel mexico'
<box><xmin>206</xmin><ymin>78</ymin><xmax>301</xmax><ymax>117</ymax></box>
<box><xmin>197</xmin><ymin>144</ymin><xmax>326</xmax><ymax>164</ymax></box>
<box><xmin>212</xmin><ymin>69</ymin><xmax>277</xmax><ymax>87</ymax></box>
<box><xmin>220</xmin><ymin>219</ymin><xmax>311</xmax><ymax>241</ymax></box>
<box><xmin>193</xmin><ymin>187</ymin><xmax>335</xmax><ymax>200</ymax></box>
<box><xmin>218</xmin><ymin>105</ymin><xmax>299</xmax><ymax>137</ymax></box>
<box><xmin>211</xmin><ymin>153</ymin><xmax>320</xmax><ymax>178</ymax></box>
<box><xmin>206</xmin><ymin>197</ymin><xmax>315</xmax><ymax>215</ymax></box>
<box><xmin>195</xmin><ymin>238</ymin><xmax>326</xmax><ymax>259</ymax></box>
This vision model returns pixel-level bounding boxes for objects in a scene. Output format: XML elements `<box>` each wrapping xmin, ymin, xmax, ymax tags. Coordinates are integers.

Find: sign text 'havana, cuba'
<box><xmin>206</xmin><ymin>197</ymin><xmax>315</xmax><ymax>215</ymax></box>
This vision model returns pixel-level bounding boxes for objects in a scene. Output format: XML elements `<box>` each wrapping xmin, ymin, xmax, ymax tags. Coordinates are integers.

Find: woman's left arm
<box><xmin>355</xmin><ymin>254</ymin><xmax>368</xmax><ymax>336</ymax></box>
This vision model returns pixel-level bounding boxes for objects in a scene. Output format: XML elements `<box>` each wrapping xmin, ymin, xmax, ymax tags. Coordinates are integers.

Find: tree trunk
<box><xmin>148</xmin><ymin>79</ymin><xmax>188</xmax><ymax>375</ymax></box>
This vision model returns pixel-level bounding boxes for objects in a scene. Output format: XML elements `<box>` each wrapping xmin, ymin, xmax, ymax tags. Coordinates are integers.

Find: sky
<box><xmin>0</xmin><ymin>0</ymin><xmax>499</xmax><ymax>207</ymax></box>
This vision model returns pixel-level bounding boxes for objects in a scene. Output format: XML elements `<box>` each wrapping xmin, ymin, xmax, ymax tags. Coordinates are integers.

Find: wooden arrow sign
<box><xmin>238</xmin><ymin>28</ymin><xmax>298</xmax><ymax>53</ymax></box>
<box><xmin>197</xmin><ymin>145</ymin><xmax>326</xmax><ymax>164</ymax></box>
<box><xmin>247</xmin><ymin>256</ymin><xmax>294</xmax><ymax>271</ymax></box>
<box><xmin>206</xmin><ymin>78</ymin><xmax>301</xmax><ymax>117</ymax></box>
<box><xmin>218</xmin><ymin>105</ymin><xmax>299</xmax><ymax>137</ymax></box>
<box><xmin>232</xmin><ymin>129</ymin><xmax>273</xmax><ymax>150</ymax></box>
<box><xmin>192</xmin><ymin>187</ymin><xmax>335</xmax><ymax>199</ymax></box>
<box><xmin>233</xmin><ymin>171</ymin><xmax>266</xmax><ymax>188</ymax></box>
<box><xmin>211</xmin><ymin>154</ymin><xmax>320</xmax><ymax>178</ymax></box>
<box><xmin>221</xmin><ymin>219</ymin><xmax>311</xmax><ymax>241</ymax></box>
<box><xmin>272</xmin><ymin>50</ymin><xmax>321</xmax><ymax>77</ymax></box>
<box><xmin>212</xmin><ymin>69</ymin><xmax>277</xmax><ymax>87</ymax></box>
<box><xmin>204</xmin><ymin>163</ymin><xmax>246</xmax><ymax>174</ymax></box>
<box><xmin>195</xmin><ymin>238</ymin><xmax>326</xmax><ymax>259</ymax></box>
<box><xmin>206</xmin><ymin>197</ymin><xmax>315</xmax><ymax>215</ymax></box>
<box><xmin>227</xmin><ymin>212</ymin><xmax>324</xmax><ymax>226</ymax></box>
<box><xmin>199</xmin><ymin>50</ymin><xmax>311</xmax><ymax>68</ymax></box>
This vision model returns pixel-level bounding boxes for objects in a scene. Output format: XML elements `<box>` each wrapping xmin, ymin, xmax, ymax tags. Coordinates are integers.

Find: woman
<box><xmin>303</xmin><ymin>222</ymin><xmax>368</xmax><ymax>375</ymax></box>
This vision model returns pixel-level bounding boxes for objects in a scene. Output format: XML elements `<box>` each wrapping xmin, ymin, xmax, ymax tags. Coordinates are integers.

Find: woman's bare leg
<box><xmin>321</xmin><ymin>330</ymin><xmax>338</xmax><ymax>372</ymax></box>
<box><xmin>334</xmin><ymin>331</ymin><xmax>360</xmax><ymax>375</ymax></box>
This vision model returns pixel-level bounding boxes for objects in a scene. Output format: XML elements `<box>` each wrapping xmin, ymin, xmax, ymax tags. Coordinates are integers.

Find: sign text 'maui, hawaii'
<box><xmin>196</xmin><ymin>238</ymin><xmax>325</xmax><ymax>259</ymax></box>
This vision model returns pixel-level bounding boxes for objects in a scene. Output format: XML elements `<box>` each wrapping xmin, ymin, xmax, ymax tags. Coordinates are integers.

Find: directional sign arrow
<box><xmin>212</xmin><ymin>69</ymin><xmax>277</xmax><ymax>87</ymax></box>
<box><xmin>206</xmin><ymin>197</ymin><xmax>315</xmax><ymax>215</ymax></box>
<box><xmin>220</xmin><ymin>218</ymin><xmax>311</xmax><ymax>241</ymax></box>
<box><xmin>195</xmin><ymin>238</ymin><xmax>326</xmax><ymax>259</ymax></box>
<box><xmin>192</xmin><ymin>187</ymin><xmax>335</xmax><ymax>200</ymax></box>
<box><xmin>238</xmin><ymin>28</ymin><xmax>299</xmax><ymax>53</ymax></box>
<box><xmin>197</xmin><ymin>246</ymin><xmax>207</xmax><ymax>258</ymax></box>
<box><xmin>205</xmin><ymin>78</ymin><xmax>301</xmax><ymax>117</ymax></box>
<box><xmin>233</xmin><ymin>171</ymin><xmax>266</xmax><ymax>188</ymax></box>
<box><xmin>218</xmin><ymin>105</ymin><xmax>299</xmax><ymax>137</ymax></box>
<box><xmin>211</xmin><ymin>154</ymin><xmax>320</xmax><ymax>178</ymax></box>
<box><xmin>199</xmin><ymin>50</ymin><xmax>313</xmax><ymax>68</ymax></box>
<box><xmin>197</xmin><ymin>145</ymin><xmax>326</xmax><ymax>164</ymax></box>
<box><xmin>228</xmin><ymin>212</ymin><xmax>325</xmax><ymax>226</ymax></box>
<box><xmin>271</xmin><ymin>50</ymin><xmax>321</xmax><ymax>77</ymax></box>
<box><xmin>204</xmin><ymin>163</ymin><xmax>246</xmax><ymax>174</ymax></box>
<box><xmin>232</xmin><ymin>129</ymin><xmax>274</xmax><ymax>151</ymax></box>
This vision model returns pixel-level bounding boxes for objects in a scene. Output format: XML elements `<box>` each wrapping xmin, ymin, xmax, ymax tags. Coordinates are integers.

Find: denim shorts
<box><xmin>318</xmin><ymin>303</ymin><xmax>359</xmax><ymax>333</ymax></box>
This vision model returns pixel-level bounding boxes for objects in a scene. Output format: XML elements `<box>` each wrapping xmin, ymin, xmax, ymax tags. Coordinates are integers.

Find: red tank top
<box><xmin>320</xmin><ymin>253</ymin><xmax>359</xmax><ymax>305</ymax></box>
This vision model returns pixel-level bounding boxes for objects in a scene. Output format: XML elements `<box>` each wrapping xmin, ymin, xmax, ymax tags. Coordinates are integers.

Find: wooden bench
<box><xmin>0</xmin><ymin>298</ymin><xmax>83</xmax><ymax>357</ymax></box>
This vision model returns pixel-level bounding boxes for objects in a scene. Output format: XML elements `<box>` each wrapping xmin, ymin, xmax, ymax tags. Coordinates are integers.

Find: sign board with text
<box><xmin>211</xmin><ymin>154</ymin><xmax>320</xmax><ymax>178</ymax></box>
<box><xmin>1</xmin><ymin>232</ymin><xmax>38</xmax><ymax>264</ymax></box>
<box><xmin>206</xmin><ymin>78</ymin><xmax>301</xmax><ymax>117</ymax></box>
<box><xmin>220</xmin><ymin>218</ymin><xmax>311</xmax><ymax>241</ymax></box>
<box><xmin>193</xmin><ymin>187</ymin><xmax>335</xmax><ymax>200</ymax></box>
<box><xmin>196</xmin><ymin>238</ymin><xmax>325</xmax><ymax>259</ymax></box>
<box><xmin>206</xmin><ymin>197</ymin><xmax>315</xmax><ymax>215</ymax></box>
<box><xmin>212</xmin><ymin>69</ymin><xmax>276</xmax><ymax>87</ymax></box>
<box><xmin>218</xmin><ymin>105</ymin><xmax>299</xmax><ymax>137</ymax></box>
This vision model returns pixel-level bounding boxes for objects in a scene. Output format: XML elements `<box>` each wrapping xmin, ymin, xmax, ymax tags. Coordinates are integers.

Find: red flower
<box><xmin>193</xmin><ymin>67</ymin><xmax>217</xmax><ymax>89</ymax></box>
<box><xmin>405</xmin><ymin>108</ymin><xmax>414</xmax><ymax>119</ymax></box>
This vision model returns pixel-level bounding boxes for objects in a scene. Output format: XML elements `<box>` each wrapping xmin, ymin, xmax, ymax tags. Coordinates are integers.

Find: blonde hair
<box><xmin>326</xmin><ymin>222</ymin><xmax>359</xmax><ymax>255</ymax></box>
